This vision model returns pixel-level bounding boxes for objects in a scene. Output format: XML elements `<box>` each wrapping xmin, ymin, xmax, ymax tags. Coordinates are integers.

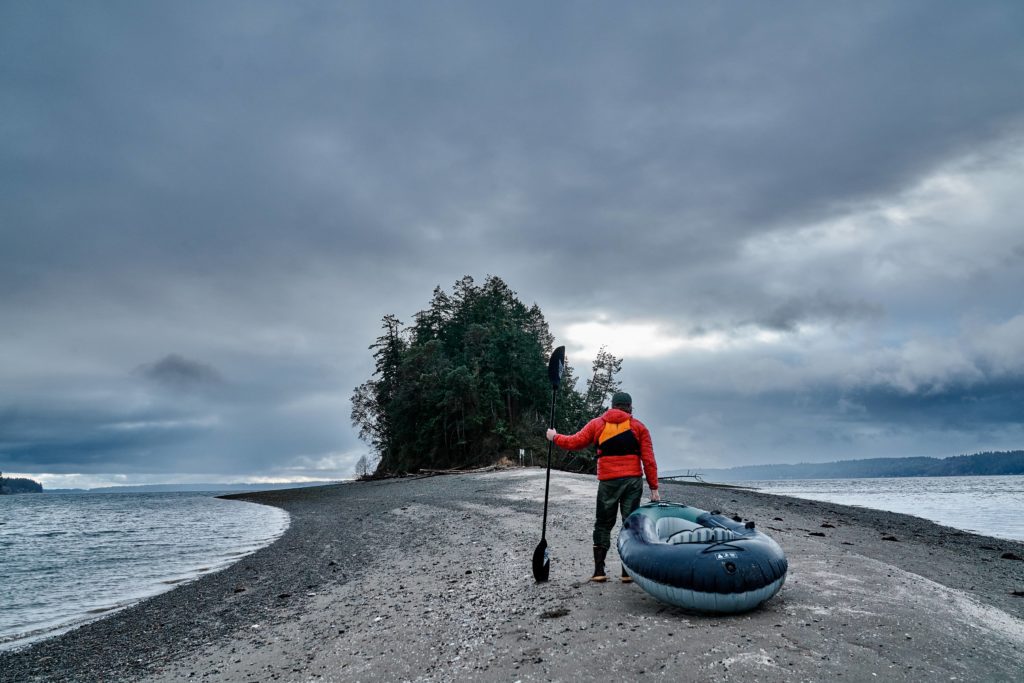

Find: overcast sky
<box><xmin>3</xmin><ymin>1</ymin><xmax>1023</xmax><ymax>487</ymax></box>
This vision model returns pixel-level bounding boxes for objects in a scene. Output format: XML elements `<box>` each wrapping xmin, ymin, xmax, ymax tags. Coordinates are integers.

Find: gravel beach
<box><xmin>3</xmin><ymin>468</ymin><xmax>1023</xmax><ymax>682</ymax></box>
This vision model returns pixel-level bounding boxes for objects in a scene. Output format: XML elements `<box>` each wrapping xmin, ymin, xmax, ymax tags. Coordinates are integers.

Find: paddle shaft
<box><xmin>541</xmin><ymin>383</ymin><xmax>558</xmax><ymax>540</ymax></box>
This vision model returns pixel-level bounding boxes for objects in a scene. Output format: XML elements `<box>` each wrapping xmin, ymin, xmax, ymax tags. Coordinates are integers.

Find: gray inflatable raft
<box><xmin>618</xmin><ymin>501</ymin><xmax>787</xmax><ymax>613</ymax></box>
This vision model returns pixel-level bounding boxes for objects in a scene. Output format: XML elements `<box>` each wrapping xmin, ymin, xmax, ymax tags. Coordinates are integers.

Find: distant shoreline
<box><xmin>688</xmin><ymin>449</ymin><xmax>1024</xmax><ymax>481</ymax></box>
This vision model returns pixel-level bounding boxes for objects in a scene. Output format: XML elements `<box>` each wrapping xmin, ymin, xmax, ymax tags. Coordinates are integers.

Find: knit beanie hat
<box><xmin>611</xmin><ymin>391</ymin><xmax>632</xmax><ymax>408</ymax></box>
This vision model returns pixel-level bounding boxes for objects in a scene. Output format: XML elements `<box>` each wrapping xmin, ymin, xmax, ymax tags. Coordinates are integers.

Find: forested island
<box><xmin>0</xmin><ymin>473</ymin><xmax>43</xmax><ymax>494</ymax></box>
<box><xmin>695</xmin><ymin>450</ymin><xmax>1024</xmax><ymax>481</ymax></box>
<box><xmin>351</xmin><ymin>275</ymin><xmax>622</xmax><ymax>476</ymax></box>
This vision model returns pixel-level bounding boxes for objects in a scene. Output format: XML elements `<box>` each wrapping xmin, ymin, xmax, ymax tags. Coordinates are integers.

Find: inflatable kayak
<box><xmin>618</xmin><ymin>502</ymin><xmax>787</xmax><ymax>613</ymax></box>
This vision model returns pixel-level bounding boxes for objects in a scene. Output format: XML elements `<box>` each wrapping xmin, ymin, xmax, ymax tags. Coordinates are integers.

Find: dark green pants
<box><xmin>593</xmin><ymin>476</ymin><xmax>643</xmax><ymax>548</ymax></box>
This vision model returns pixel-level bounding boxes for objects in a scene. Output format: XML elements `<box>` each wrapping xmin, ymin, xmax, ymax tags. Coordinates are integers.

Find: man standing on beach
<box><xmin>546</xmin><ymin>391</ymin><xmax>659</xmax><ymax>583</ymax></box>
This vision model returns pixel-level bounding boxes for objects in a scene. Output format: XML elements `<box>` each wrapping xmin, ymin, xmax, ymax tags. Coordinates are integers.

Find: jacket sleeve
<box><xmin>634</xmin><ymin>419</ymin><xmax>658</xmax><ymax>490</ymax></box>
<box><xmin>553</xmin><ymin>418</ymin><xmax>602</xmax><ymax>451</ymax></box>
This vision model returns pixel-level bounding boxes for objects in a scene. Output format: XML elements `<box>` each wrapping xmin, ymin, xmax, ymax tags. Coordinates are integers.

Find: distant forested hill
<box><xmin>0</xmin><ymin>476</ymin><xmax>43</xmax><ymax>494</ymax></box>
<box><xmin>693</xmin><ymin>451</ymin><xmax>1024</xmax><ymax>481</ymax></box>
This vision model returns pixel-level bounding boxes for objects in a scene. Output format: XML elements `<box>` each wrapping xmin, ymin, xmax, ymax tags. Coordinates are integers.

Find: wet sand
<box><xmin>2</xmin><ymin>469</ymin><xmax>1023</xmax><ymax>682</ymax></box>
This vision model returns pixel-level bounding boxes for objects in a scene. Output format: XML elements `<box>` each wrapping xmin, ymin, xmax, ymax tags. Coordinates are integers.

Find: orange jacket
<box><xmin>553</xmin><ymin>408</ymin><xmax>658</xmax><ymax>489</ymax></box>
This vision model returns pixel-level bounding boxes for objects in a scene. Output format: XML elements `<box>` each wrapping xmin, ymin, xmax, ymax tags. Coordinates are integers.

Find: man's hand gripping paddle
<box><xmin>533</xmin><ymin>345</ymin><xmax>565</xmax><ymax>583</ymax></box>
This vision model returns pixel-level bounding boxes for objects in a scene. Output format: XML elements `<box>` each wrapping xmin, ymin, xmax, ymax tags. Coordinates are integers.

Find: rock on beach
<box><xmin>2</xmin><ymin>469</ymin><xmax>1023</xmax><ymax>682</ymax></box>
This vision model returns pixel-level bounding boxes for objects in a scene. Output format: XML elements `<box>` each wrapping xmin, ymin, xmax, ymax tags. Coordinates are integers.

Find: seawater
<box><xmin>731</xmin><ymin>475</ymin><xmax>1024</xmax><ymax>542</ymax></box>
<box><xmin>0</xmin><ymin>492</ymin><xmax>289</xmax><ymax>651</ymax></box>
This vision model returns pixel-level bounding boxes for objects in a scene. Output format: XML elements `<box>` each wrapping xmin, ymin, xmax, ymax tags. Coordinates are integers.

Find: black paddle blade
<box><xmin>547</xmin><ymin>346</ymin><xmax>566</xmax><ymax>388</ymax></box>
<box><xmin>532</xmin><ymin>539</ymin><xmax>550</xmax><ymax>582</ymax></box>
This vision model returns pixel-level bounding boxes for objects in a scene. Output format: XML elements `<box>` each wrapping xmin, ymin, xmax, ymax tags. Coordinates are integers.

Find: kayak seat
<box><xmin>655</xmin><ymin>517</ymin><xmax>701</xmax><ymax>542</ymax></box>
<box><xmin>665</xmin><ymin>527</ymin><xmax>741</xmax><ymax>544</ymax></box>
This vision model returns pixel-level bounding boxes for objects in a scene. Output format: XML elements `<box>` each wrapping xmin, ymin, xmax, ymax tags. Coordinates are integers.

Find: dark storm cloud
<box><xmin>847</xmin><ymin>380</ymin><xmax>1024</xmax><ymax>429</ymax></box>
<box><xmin>4</xmin><ymin>2</ymin><xmax>1023</xmax><ymax>287</ymax></box>
<box><xmin>754</xmin><ymin>294</ymin><xmax>884</xmax><ymax>333</ymax></box>
<box><xmin>135</xmin><ymin>354</ymin><xmax>223</xmax><ymax>390</ymax></box>
<box><xmin>2</xmin><ymin>1</ymin><xmax>1023</xmax><ymax>481</ymax></box>
<box><xmin>0</xmin><ymin>403</ymin><xmax>215</xmax><ymax>471</ymax></box>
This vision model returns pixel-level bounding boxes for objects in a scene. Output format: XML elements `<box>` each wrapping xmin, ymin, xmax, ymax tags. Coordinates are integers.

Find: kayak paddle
<box><xmin>533</xmin><ymin>345</ymin><xmax>565</xmax><ymax>583</ymax></box>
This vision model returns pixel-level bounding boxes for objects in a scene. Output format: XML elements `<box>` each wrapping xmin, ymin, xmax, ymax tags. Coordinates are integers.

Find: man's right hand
<box><xmin>546</xmin><ymin>428</ymin><xmax>557</xmax><ymax>441</ymax></box>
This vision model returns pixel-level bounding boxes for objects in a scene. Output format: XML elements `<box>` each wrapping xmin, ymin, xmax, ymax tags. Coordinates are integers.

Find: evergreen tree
<box><xmin>584</xmin><ymin>345</ymin><xmax>623</xmax><ymax>415</ymax></box>
<box><xmin>350</xmin><ymin>314</ymin><xmax>406</xmax><ymax>472</ymax></box>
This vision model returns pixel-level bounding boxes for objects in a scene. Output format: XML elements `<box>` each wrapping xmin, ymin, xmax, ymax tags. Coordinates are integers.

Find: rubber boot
<box><xmin>621</xmin><ymin>565</ymin><xmax>633</xmax><ymax>583</ymax></box>
<box><xmin>590</xmin><ymin>545</ymin><xmax>608</xmax><ymax>582</ymax></box>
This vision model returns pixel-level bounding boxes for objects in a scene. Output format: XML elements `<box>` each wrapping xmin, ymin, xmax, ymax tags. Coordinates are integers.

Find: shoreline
<box><xmin>0</xmin><ymin>493</ymin><xmax>290</xmax><ymax>655</ymax></box>
<box><xmin>2</xmin><ymin>469</ymin><xmax>1023</xmax><ymax>682</ymax></box>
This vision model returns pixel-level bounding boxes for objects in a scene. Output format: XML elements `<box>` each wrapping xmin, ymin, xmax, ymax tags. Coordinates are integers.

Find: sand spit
<box><xmin>2</xmin><ymin>469</ymin><xmax>1022</xmax><ymax>682</ymax></box>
